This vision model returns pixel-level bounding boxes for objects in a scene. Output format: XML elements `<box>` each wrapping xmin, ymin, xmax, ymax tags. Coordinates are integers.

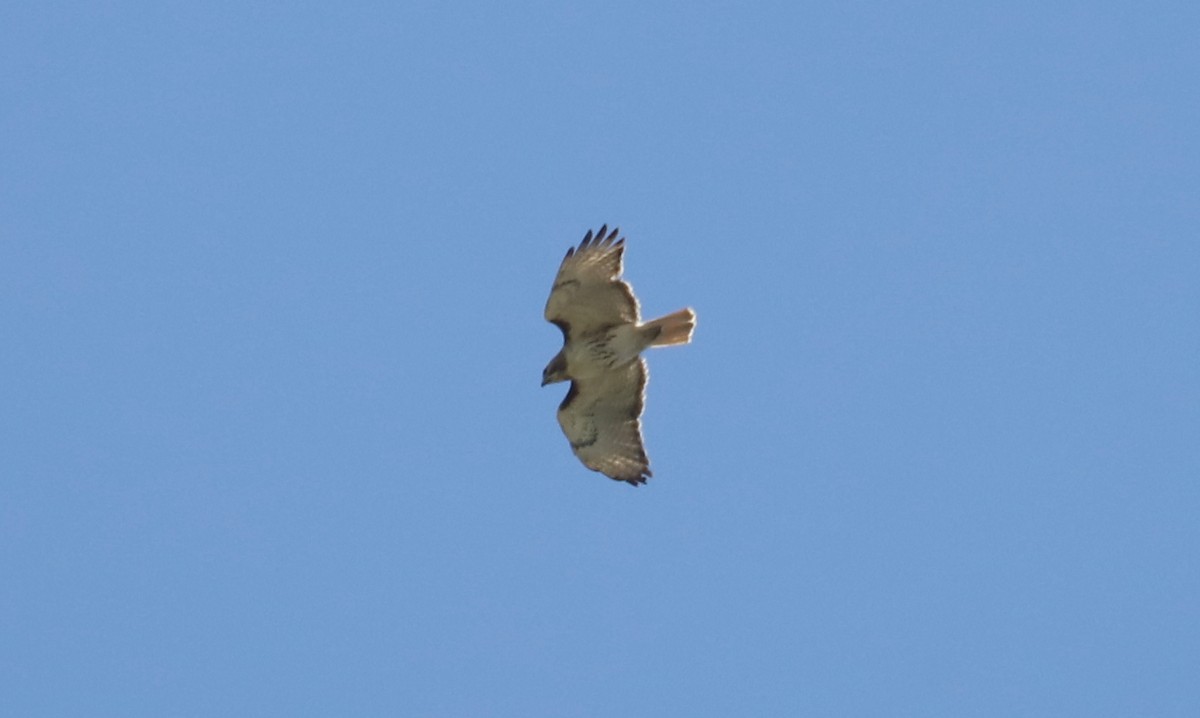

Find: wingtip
<box><xmin>577</xmin><ymin>224</ymin><xmax>623</xmax><ymax>253</ymax></box>
<box><xmin>563</xmin><ymin>224</ymin><xmax>626</xmax><ymax>264</ymax></box>
<box><xmin>615</xmin><ymin>468</ymin><xmax>651</xmax><ymax>486</ymax></box>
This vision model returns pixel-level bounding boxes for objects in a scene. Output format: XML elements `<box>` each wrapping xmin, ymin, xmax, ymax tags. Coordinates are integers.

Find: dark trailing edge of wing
<box><xmin>627</xmin><ymin>362</ymin><xmax>652</xmax><ymax>485</ymax></box>
<box><xmin>609</xmin><ymin>362</ymin><xmax>652</xmax><ymax>486</ymax></box>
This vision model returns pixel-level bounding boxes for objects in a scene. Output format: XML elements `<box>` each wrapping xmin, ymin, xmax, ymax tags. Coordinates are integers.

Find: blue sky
<box><xmin>3</xmin><ymin>1</ymin><xmax>1198</xmax><ymax>715</ymax></box>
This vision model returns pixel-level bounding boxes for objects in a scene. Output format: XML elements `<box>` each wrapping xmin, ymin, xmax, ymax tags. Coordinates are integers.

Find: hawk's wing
<box><xmin>545</xmin><ymin>225</ymin><xmax>641</xmax><ymax>337</ymax></box>
<box><xmin>556</xmin><ymin>358</ymin><xmax>652</xmax><ymax>485</ymax></box>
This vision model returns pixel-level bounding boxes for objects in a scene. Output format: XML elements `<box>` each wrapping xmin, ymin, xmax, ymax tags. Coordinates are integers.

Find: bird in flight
<box><xmin>542</xmin><ymin>226</ymin><xmax>696</xmax><ymax>485</ymax></box>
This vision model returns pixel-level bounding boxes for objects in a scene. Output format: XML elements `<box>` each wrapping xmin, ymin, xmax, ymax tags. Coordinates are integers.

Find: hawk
<box><xmin>541</xmin><ymin>225</ymin><xmax>696</xmax><ymax>485</ymax></box>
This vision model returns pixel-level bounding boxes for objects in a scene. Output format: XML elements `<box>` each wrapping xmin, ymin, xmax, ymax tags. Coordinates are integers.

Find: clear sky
<box><xmin>3</xmin><ymin>1</ymin><xmax>1197</xmax><ymax>715</ymax></box>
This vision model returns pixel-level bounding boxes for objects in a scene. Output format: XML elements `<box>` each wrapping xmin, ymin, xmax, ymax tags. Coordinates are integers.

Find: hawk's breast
<box><xmin>566</xmin><ymin>325</ymin><xmax>646</xmax><ymax>377</ymax></box>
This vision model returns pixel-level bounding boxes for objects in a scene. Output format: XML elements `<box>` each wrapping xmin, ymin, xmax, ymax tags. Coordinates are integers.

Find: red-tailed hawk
<box><xmin>541</xmin><ymin>226</ymin><xmax>696</xmax><ymax>485</ymax></box>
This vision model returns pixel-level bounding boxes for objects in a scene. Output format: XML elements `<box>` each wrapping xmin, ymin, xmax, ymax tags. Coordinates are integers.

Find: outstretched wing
<box><xmin>545</xmin><ymin>225</ymin><xmax>641</xmax><ymax>336</ymax></box>
<box><xmin>556</xmin><ymin>358</ymin><xmax>652</xmax><ymax>485</ymax></box>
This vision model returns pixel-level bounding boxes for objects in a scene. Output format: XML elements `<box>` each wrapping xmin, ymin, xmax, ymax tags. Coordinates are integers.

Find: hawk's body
<box><xmin>541</xmin><ymin>226</ymin><xmax>696</xmax><ymax>485</ymax></box>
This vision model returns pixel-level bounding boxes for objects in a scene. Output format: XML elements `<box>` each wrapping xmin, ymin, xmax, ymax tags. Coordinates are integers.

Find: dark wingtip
<box><xmin>616</xmin><ymin>470</ymin><xmax>650</xmax><ymax>486</ymax></box>
<box><xmin>574</xmin><ymin>225</ymin><xmax>624</xmax><ymax>254</ymax></box>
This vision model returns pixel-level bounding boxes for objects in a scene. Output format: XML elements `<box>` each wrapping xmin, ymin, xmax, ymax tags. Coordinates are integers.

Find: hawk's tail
<box><xmin>643</xmin><ymin>308</ymin><xmax>697</xmax><ymax>347</ymax></box>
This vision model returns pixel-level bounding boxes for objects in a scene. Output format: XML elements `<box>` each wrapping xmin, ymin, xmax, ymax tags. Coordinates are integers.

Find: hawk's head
<box><xmin>541</xmin><ymin>351</ymin><xmax>568</xmax><ymax>386</ymax></box>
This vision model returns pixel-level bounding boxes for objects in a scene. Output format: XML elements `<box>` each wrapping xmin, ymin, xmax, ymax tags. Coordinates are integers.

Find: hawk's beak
<box><xmin>540</xmin><ymin>376</ymin><xmax>549</xmax><ymax>387</ymax></box>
